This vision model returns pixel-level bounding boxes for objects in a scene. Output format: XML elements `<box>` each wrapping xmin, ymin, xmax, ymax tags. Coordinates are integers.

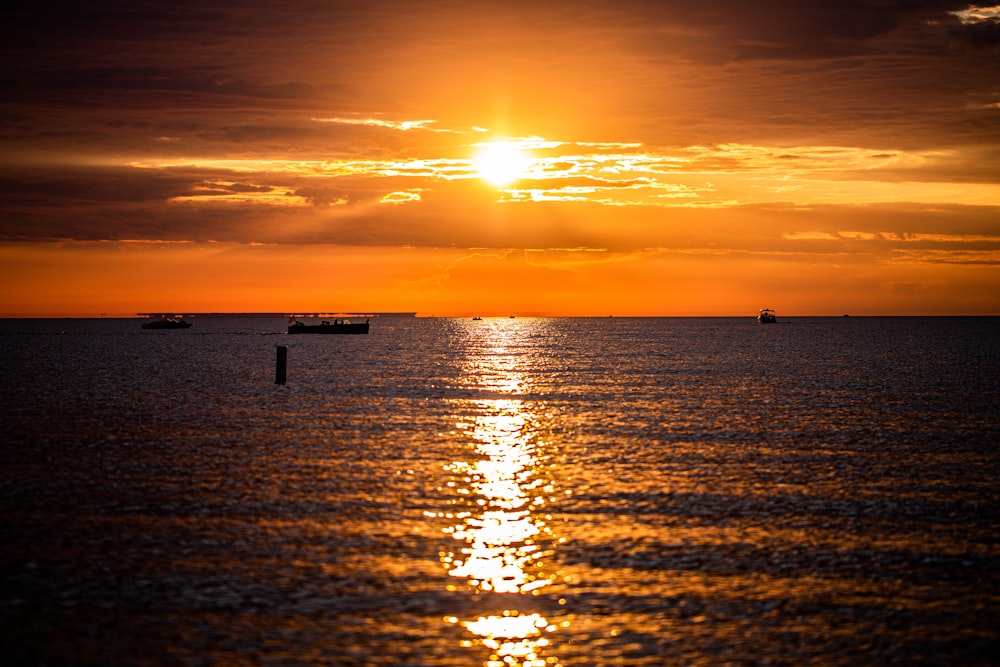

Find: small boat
<box><xmin>142</xmin><ymin>317</ymin><xmax>192</xmax><ymax>329</ymax></box>
<box><xmin>757</xmin><ymin>308</ymin><xmax>777</xmax><ymax>324</ymax></box>
<box><xmin>288</xmin><ymin>318</ymin><xmax>369</xmax><ymax>334</ymax></box>
<box><xmin>472</xmin><ymin>316</ymin><xmax>482</xmax><ymax>321</ymax></box>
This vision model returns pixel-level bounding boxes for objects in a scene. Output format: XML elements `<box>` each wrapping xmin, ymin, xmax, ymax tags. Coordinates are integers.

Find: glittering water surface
<box><xmin>1</xmin><ymin>316</ymin><xmax>997</xmax><ymax>666</ymax></box>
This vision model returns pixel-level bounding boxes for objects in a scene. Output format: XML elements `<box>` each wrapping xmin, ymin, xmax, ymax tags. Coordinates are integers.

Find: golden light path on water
<box><xmin>433</xmin><ymin>319</ymin><xmax>566</xmax><ymax>667</ymax></box>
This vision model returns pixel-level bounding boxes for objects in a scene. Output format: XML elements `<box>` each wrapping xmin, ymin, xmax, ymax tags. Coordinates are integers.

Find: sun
<box><xmin>472</xmin><ymin>141</ymin><xmax>533</xmax><ymax>187</ymax></box>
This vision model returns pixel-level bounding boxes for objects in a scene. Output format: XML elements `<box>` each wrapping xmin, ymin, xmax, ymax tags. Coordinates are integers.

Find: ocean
<box><xmin>1</xmin><ymin>316</ymin><xmax>997</xmax><ymax>666</ymax></box>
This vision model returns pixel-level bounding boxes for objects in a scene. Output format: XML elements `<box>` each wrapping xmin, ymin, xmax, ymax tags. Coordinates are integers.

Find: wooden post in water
<box><xmin>275</xmin><ymin>345</ymin><xmax>288</xmax><ymax>384</ymax></box>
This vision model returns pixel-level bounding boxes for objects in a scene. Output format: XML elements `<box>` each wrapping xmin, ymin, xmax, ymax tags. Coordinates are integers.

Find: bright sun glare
<box><xmin>472</xmin><ymin>142</ymin><xmax>533</xmax><ymax>187</ymax></box>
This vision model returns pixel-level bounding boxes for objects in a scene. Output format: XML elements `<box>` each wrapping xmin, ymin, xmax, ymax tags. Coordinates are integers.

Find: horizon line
<box><xmin>2</xmin><ymin>312</ymin><xmax>998</xmax><ymax>319</ymax></box>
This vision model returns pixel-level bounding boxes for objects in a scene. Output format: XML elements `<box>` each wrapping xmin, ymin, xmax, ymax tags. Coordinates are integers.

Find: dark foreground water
<box><xmin>1</xmin><ymin>316</ymin><xmax>997</xmax><ymax>666</ymax></box>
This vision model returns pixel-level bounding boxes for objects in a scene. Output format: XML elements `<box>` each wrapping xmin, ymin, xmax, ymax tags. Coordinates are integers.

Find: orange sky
<box><xmin>1</xmin><ymin>1</ymin><xmax>998</xmax><ymax>316</ymax></box>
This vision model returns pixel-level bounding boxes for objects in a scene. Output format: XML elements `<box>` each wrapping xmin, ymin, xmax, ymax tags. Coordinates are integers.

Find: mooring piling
<box><xmin>275</xmin><ymin>345</ymin><xmax>288</xmax><ymax>384</ymax></box>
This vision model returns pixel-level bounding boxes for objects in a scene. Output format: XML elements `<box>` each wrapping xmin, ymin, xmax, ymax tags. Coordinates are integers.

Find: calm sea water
<box><xmin>1</xmin><ymin>316</ymin><xmax>997</xmax><ymax>666</ymax></box>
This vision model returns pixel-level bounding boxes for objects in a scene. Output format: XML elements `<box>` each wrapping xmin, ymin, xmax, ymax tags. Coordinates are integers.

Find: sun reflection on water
<box><xmin>443</xmin><ymin>401</ymin><xmax>554</xmax><ymax>595</ymax></box>
<box><xmin>437</xmin><ymin>319</ymin><xmax>563</xmax><ymax>666</ymax></box>
<box><xmin>458</xmin><ymin>612</ymin><xmax>559</xmax><ymax>667</ymax></box>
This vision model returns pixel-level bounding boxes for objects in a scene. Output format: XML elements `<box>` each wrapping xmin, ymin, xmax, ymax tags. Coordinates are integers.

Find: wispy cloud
<box><xmin>311</xmin><ymin>117</ymin><xmax>472</xmax><ymax>133</ymax></box>
<box><xmin>951</xmin><ymin>5</ymin><xmax>1000</xmax><ymax>24</ymax></box>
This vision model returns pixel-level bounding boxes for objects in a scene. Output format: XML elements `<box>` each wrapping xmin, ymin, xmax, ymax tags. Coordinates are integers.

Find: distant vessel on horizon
<box><xmin>287</xmin><ymin>318</ymin><xmax>369</xmax><ymax>335</ymax></box>
<box><xmin>758</xmin><ymin>308</ymin><xmax>777</xmax><ymax>324</ymax></box>
<box><xmin>141</xmin><ymin>316</ymin><xmax>191</xmax><ymax>330</ymax></box>
<box><xmin>138</xmin><ymin>311</ymin><xmax>415</xmax><ymax>319</ymax></box>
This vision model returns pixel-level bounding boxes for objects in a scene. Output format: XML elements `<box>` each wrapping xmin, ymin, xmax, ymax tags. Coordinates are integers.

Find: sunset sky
<box><xmin>2</xmin><ymin>1</ymin><xmax>998</xmax><ymax>316</ymax></box>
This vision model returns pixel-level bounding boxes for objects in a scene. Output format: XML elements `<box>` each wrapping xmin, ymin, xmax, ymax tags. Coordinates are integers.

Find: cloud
<box><xmin>0</xmin><ymin>167</ymin><xmax>191</xmax><ymax>205</ymax></box>
<box><xmin>312</xmin><ymin>117</ymin><xmax>478</xmax><ymax>134</ymax></box>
